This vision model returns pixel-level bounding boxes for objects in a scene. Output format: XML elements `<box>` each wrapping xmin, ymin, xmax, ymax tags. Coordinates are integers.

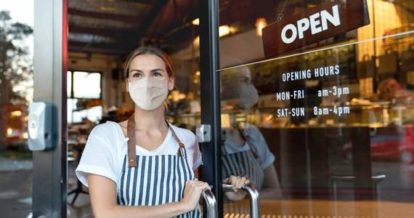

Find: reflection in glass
<box><xmin>220</xmin><ymin>65</ymin><xmax>282</xmax><ymax>215</ymax></box>
<box><xmin>219</xmin><ymin>0</ymin><xmax>414</xmax><ymax>215</ymax></box>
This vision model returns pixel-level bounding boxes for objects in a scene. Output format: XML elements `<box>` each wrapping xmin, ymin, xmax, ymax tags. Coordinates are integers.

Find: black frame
<box><xmin>199</xmin><ymin>0</ymin><xmax>223</xmax><ymax>216</ymax></box>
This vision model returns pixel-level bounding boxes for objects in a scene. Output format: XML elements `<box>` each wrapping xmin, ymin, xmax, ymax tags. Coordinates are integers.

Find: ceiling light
<box><xmin>6</xmin><ymin>128</ymin><xmax>13</xmax><ymax>137</ymax></box>
<box><xmin>11</xmin><ymin>110</ymin><xmax>22</xmax><ymax>117</ymax></box>
<box><xmin>255</xmin><ymin>17</ymin><xmax>268</xmax><ymax>36</ymax></box>
<box><xmin>192</xmin><ymin>25</ymin><xmax>236</xmax><ymax>46</ymax></box>
<box><xmin>219</xmin><ymin>25</ymin><xmax>236</xmax><ymax>37</ymax></box>
<box><xmin>192</xmin><ymin>18</ymin><xmax>200</xmax><ymax>26</ymax></box>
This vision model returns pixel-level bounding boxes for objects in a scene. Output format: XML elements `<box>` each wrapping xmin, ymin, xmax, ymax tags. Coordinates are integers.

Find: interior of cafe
<box><xmin>65</xmin><ymin>0</ymin><xmax>414</xmax><ymax>217</ymax></box>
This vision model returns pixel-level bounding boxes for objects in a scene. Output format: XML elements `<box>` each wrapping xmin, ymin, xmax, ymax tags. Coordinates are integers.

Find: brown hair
<box><xmin>124</xmin><ymin>46</ymin><xmax>174</xmax><ymax>79</ymax></box>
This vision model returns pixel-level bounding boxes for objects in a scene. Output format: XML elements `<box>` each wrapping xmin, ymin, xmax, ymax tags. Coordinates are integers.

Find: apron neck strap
<box><xmin>127</xmin><ymin>115</ymin><xmax>137</xmax><ymax>167</ymax></box>
<box><xmin>235</xmin><ymin>126</ymin><xmax>259</xmax><ymax>159</ymax></box>
<box><xmin>167</xmin><ymin>122</ymin><xmax>186</xmax><ymax>157</ymax></box>
<box><xmin>127</xmin><ymin>116</ymin><xmax>186</xmax><ymax>168</ymax></box>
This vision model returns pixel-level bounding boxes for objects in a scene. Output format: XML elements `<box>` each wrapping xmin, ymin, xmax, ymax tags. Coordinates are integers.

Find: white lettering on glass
<box><xmin>281</xmin><ymin>4</ymin><xmax>341</xmax><ymax>44</ymax></box>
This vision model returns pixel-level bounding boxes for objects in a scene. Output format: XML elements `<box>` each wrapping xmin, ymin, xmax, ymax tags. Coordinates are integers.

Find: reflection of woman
<box><xmin>222</xmin><ymin>122</ymin><xmax>282</xmax><ymax>200</ymax></box>
<box><xmin>221</xmin><ymin>66</ymin><xmax>282</xmax><ymax>200</ymax></box>
<box><xmin>75</xmin><ymin>47</ymin><xmax>212</xmax><ymax>217</ymax></box>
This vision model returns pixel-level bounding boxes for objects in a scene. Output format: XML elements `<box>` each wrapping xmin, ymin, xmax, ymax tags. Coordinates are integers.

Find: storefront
<box><xmin>31</xmin><ymin>0</ymin><xmax>414</xmax><ymax>217</ymax></box>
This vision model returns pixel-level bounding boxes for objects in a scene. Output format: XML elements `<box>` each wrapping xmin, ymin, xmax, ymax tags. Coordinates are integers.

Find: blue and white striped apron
<box><xmin>222</xmin><ymin>137</ymin><xmax>263</xmax><ymax>216</ymax></box>
<box><xmin>221</xmin><ymin>128</ymin><xmax>264</xmax><ymax>190</ymax></box>
<box><xmin>117</xmin><ymin>120</ymin><xmax>201</xmax><ymax>217</ymax></box>
<box><xmin>221</xmin><ymin>145</ymin><xmax>264</xmax><ymax>190</ymax></box>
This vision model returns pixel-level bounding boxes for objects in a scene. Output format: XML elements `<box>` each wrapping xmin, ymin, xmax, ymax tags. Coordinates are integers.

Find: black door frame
<box><xmin>199</xmin><ymin>0</ymin><xmax>223</xmax><ymax>216</ymax></box>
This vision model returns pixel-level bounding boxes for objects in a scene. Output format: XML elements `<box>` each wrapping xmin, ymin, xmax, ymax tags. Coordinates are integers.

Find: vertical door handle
<box><xmin>202</xmin><ymin>189</ymin><xmax>218</xmax><ymax>218</ymax></box>
<box><xmin>222</xmin><ymin>183</ymin><xmax>260</xmax><ymax>218</ymax></box>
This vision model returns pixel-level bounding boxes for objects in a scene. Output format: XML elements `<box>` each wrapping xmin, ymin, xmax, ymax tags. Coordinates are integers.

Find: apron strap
<box><xmin>127</xmin><ymin>117</ymin><xmax>186</xmax><ymax>167</ymax></box>
<box><xmin>236</xmin><ymin>126</ymin><xmax>259</xmax><ymax>159</ymax></box>
<box><xmin>167</xmin><ymin>123</ymin><xmax>186</xmax><ymax>157</ymax></box>
<box><xmin>127</xmin><ymin>115</ymin><xmax>137</xmax><ymax>167</ymax></box>
<box><xmin>221</xmin><ymin>144</ymin><xmax>227</xmax><ymax>155</ymax></box>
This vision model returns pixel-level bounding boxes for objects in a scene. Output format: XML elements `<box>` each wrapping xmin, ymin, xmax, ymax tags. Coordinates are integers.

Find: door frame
<box><xmin>32</xmin><ymin>0</ymin><xmax>68</xmax><ymax>217</ymax></box>
<box><xmin>199</xmin><ymin>0</ymin><xmax>223</xmax><ymax>216</ymax></box>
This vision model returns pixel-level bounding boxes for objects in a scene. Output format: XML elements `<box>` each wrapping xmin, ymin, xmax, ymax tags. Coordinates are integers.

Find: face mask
<box><xmin>128</xmin><ymin>78</ymin><xmax>168</xmax><ymax>111</ymax></box>
<box><xmin>236</xmin><ymin>83</ymin><xmax>259</xmax><ymax>109</ymax></box>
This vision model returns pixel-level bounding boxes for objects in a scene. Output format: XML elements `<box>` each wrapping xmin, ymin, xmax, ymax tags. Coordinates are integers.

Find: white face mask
<box><xmin>236</xmin><ymin>83</ymin><xmax>259</xmax><ymax>109</ymax></box>
<box><xmin>128</xmin><ymin>78</ymin><xmax>168</xmax><ymax>111</ymax></box>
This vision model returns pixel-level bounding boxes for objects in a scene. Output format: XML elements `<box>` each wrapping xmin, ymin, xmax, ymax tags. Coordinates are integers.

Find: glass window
<box><xmin>67</xmin><ymin>71</ymin><xmax>72</xmax><ymax>97</ymax></box>
<box><xmin>73</xmin><ymin>71</ymin><xmax>101</xmax><ymax>99</ymax></box>
<box><xmin>66</xmin><ymin>70</ymin><xmax>102</xmax><ymax>124</ymax></box>
<box><xmin>219</xmin><ymin>0</ymin><xmax>414</xmax><ymax>217</ymax></box>
<box><xmin>67</xmin><ymin>98</ymin><xmax>102</xmax><ymax>123</ymax></box>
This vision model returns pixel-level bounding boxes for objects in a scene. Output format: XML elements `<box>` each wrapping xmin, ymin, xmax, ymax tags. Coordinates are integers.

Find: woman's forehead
<box><xmin>130</xmin><ymin>54</ymin><xmax>166</xmax><ymax>70</ymax></box>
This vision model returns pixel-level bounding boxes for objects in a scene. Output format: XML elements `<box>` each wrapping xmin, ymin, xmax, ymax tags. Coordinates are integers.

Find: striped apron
<box><xmin>221</xmin><ymin>145</ymin><xmax>264</xmax><ymax>190</ymax></box>
<box><xmin>221</xmin><ymin>129</ymin><xmax>264</xmax><ymax>190</ymax></box>
<box><xmin>222</xmin><ymin>138</ymin><xmax>264</xmax><ymax>216</ymax></box>
<box><xmin>117</xmin><ymin>117</ymin><xmax>201</xmax><ymax>217</ymax></box>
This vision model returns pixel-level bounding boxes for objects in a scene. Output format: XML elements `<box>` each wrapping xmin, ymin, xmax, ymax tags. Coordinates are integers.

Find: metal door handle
<box><xmin>223</xmin><ymin>183</ymin><xmax>260</xmax><ymax>218</ymax></box>
<box><xmin>202</xmin><ymin>189</ymin><xmax>218</xmax><ymax>218</ymax></box>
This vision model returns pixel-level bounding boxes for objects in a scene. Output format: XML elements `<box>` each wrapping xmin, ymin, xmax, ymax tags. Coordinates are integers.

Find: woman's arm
<box><xmin>260</xmin><ymin>165</ymin><xmax>282</xmax><ymax>199</ymax></box>
<box><xmin>88</xmin><ymin>174</ymin><xmax>208</xmax><ymax>218</ymax></box>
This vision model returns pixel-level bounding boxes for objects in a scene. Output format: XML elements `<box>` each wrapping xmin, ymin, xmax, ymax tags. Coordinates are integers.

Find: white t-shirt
<box><xmin>223</xmin><ymin>124</ymin><xmax>275</xmax><ymax>170</ymax></box>
<box><xmin>76</xmin><ymin>121</ymin><xmax>203</xmax><ymax>188</ymax></box>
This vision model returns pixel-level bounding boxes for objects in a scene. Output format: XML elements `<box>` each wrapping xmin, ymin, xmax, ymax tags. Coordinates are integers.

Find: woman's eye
<box><xmin>132</xmin><ymin>72</ymin><xmax>143</xmax><ymax>78</ymax></box>
<box><xmin>153</xmin><ymin>72</ymin><xmax>163</xmax><ymax>77</ymax></box>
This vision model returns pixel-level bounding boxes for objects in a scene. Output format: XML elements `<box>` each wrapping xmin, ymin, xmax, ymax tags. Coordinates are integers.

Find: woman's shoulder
<box><xmin>243</xmin><ymin>123</ymin><xmax>262</xmax><ymax>136</ymax></box>
<box><xmin>244</xmin><ymin>123</ymin><xmax>259</xmax><ymax>131</ymax></box>
<box><xmin>89</xmin><ymin>121</ymin><xmax>123</xmax><ymax>140</ymax></box>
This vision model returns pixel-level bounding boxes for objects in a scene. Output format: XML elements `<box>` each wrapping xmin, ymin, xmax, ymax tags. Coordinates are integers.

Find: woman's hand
<box><xmin>224</xmin><ymin>175</ymin><xmax>250</xmax><ymax>191</ymax></box>
<box><xmin>223</xmin><ymin>176</ymin><xmax>250</xmax><ymax>201</ymax></box>
<box><xmin>181</xmin><ymin>179</ymin><xmax>210</xmax><ymax>213</ymax></box>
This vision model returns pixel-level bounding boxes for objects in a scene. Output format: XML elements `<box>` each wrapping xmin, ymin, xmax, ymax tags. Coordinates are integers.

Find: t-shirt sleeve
<box><xmin>191</xmin><ymin>138</ymin><xmax>203</xmax><ymax>170</ymax></box>
<box><xmin>249</xmin><ymin>126</ymin><xmax>275</xmax><ymax>170</ymax></box>
<box><xmin>75</xmin><ymin>126</ymin><xmax>119</xmax><ymax>188</ymax></box>
<box><xmin>184</xmin><ymin>130</ymin><xmax>203</xmax><ymax>171</ymax></box>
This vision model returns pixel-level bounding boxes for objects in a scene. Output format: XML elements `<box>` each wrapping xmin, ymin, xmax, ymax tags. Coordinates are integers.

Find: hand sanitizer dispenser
<box><xmin>28</xmin><ymin>102</ymin><xmax>58</xmax><ymax>151</ymax></box>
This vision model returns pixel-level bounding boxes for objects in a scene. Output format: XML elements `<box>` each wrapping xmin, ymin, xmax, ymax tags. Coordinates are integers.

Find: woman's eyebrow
<box><xmin>130</xmin><ymin>68</ymin><xmax>165</xmax><ymax>72</ymax></box>
<box><xmin>151</xmin><ymin>68</ymin><xmax>165</xmax><ymax>72</ymax></box>
<box><xmin>129</xmin><ymin>69</ymin><xmax>143</xmax><ymax>73</ymax></box>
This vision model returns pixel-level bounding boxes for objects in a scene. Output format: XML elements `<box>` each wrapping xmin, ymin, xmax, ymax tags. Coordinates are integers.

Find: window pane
<box><xmin>73</xmin><ymin>71</ymin><xmax>101</xmax><ymax>99</ymax></box>
<box><xmin>67</xmin><ymin>71</ymin><xmax>72</xmax><ymax>97</ymax></box>
<box><xmin>219</xmin><ymin>0</ymin><xmax>414</xmax><ymax>217</ymax></box>
<box><xmin>67</xmin><ymin>98</ymin><xmax>102</xmax><ymax>123</ymax></box>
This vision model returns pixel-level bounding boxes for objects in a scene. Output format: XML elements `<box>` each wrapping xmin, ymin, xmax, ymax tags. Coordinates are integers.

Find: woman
<box><xmin>76</xmin><ymin>47</ymin><xmax>246</xmax><ymax>218</ymax></box>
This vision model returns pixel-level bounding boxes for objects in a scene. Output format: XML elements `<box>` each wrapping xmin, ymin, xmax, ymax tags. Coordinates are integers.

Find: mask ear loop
<box><xmin>127</xmin><ymin>115</ymin><xmax>137</xmax><ymax>168</ymax></box>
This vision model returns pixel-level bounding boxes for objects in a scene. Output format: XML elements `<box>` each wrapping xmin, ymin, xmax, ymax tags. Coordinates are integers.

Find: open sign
<box><xmin>281</xmin><ymin>5</ymin><xmax>341</xmax><ymax>44</ymax></box>
<box><xmin>262</xmin><ymin>0</ymin><xmax>370</xmax><ymax>57</ymax></box>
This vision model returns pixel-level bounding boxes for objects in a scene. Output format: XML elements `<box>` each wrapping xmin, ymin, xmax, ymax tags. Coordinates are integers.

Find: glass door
<box><xmin>216</xmin><ymin>0</ymin><xmax>414</xmax><ymax>217</ymax></box>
